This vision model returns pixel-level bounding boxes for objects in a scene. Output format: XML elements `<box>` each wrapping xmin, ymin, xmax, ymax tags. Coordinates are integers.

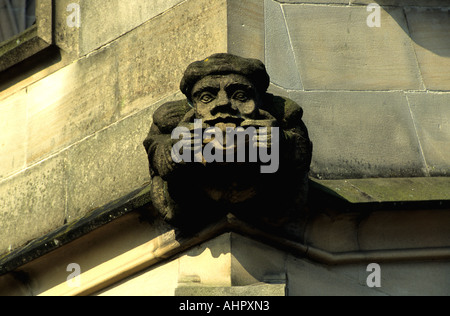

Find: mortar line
<box><xmin>401</xmin><ymin>7</ymin><xmax>426</xmax><ymax>91</ymax></box>
<box><xmin>0</xmin><ymin>91</ymin><xmax>183</xmax><ymax>186</ymax></box>
<box><xmin>405</xmin><ymin>93</ymin><xmax>430</xmax><ymax>177</ymax></box>
<box><xmin>280</xmin><ymin>3</ymin><xmax>305</xmax><ymax>91</ymax></box>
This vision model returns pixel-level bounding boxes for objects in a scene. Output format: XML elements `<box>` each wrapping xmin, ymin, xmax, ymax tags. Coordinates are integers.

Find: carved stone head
<box><xmin>144</xmin><ymin>53</ymin><xmax>312</xmax><ymax>234</ymax></box>
<box><xmin>180</xmin><ymin>54</ymin><xmax>270</xmax><ymax>131</ymax></box>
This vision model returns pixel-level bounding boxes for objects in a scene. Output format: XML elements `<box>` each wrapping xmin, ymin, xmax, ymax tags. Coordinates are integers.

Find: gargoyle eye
<box><xmin>233</xmin><ymin>91</ymin><xmax>249</xmax><ymax>102</ymax></box>
<box><xmin>200</xmin><ymin>93</ymin><xmax>215</xmax><ymax>103</ymax></box>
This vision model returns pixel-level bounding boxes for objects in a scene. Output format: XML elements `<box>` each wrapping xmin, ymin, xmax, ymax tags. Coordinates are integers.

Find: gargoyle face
<box><xmin>191</xmin><ymin>74</ymin><xmax>261</xmax><ymax>131</ymax></box>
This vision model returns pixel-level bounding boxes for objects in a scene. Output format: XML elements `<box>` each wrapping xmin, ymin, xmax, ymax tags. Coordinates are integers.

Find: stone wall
<box><xmin>264</xmin><ymin>0</ymin><xmax>450</xmax><ymax>179</ymax></box>
<box><xmin>1</xmin><ymin>0</ymin><xmax>449</xmax><ymax>257</ymax></box>
<box><xmin>0</xmin><ymin>0</ymin><xmax>229</xmax><ymax>254</ymax></box>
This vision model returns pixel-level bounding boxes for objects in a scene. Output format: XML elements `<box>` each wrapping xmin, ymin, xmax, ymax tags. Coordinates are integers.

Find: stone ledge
<box><xmin>311</xmin><ymin>177</ymin><xmax>450</xmax><ymax>203</ymax></box>
<box><xmin>2</xmin><ymin>177</ymin><xmax>450</xmax><ymax>279</ymax></box>
<box><xmin>0</xmin><ymin>184</ymin><xmax>152</xmax><ymax>276</ymax></box>
<box><xmin>277</xmin><ymin>0</ymin><xmax>450</xmax><ymax>6</ymax></box>
<box><xmin>1</xmin><ymin>201</ymin><xmax>449</xmax><ymax>295</ymax></box>
<box><xmin>175</xmin><ymin>283</ymin><xmax>286</xmax><ymax>296</ymax></box>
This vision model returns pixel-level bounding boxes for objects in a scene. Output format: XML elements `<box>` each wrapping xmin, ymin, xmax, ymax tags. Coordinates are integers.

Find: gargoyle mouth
<box><xmin>204</xmin><ymin>116</ymin><xmax>245</xmax><ymax>127</ymax></box>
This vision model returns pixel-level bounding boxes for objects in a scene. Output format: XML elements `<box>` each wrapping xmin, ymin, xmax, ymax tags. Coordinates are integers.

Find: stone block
<box><xmin>175</xmin><ymin>283</ymin><xmax>286</xmax><ymax>296</ymax></box>
<box><xmin>313</xmin><ymin>177</ymin><xmax>450</xmax><ymax>203</ymax></box>
<box><xmin>178</xmin><ymin>233</ymin><xmax>232</xmax><ymax>287</ymax></box>
<box><xmin>358</xmin><ymin>209</ymin><xmax>450</xmax><ymax>251</ymax></box>
<box><xmin>360</xmin><ymin>261</ymin><xmax>450</xmax><ymax>296</ymax></box>
<box><xmin>27</xmin><ymin>212</ymin><xmax>177</xmax><ymax>296</ymax></box>
<box><xmin>288</xmin><ymin>90</ymin><xmax>426</xmax><ymax>179</ymax></box>
<box><xmin>230</xmin><ymin>234</ymin><xmax>286</xmax><ymax>286</ymax></box>
<box><xmin>98</xmin><ymin>259</ymin><xmax>179</xmax><ymax>296</ymax></box>
<box><xmin>406</xmin><ymin>7</ymin><xmax>450</xmax><ymax>91</ymax></box>
<box><xmin>350</xmin><ymin>0</ymin><xmax>450</xmax><ymax>6</ymax></box>
<box><xmin>65</xmin><ymin>105</ymin><xmax>153</xmax><ymax>222</ymax></box>
<box><xmin>27</xmin><ymin>0</ymin><xmax>229</xmax><ymax>167</ymax></box>
<box><xmin>54</xmin><ymin>0</ymin><xmax>80</xmax><ymax>56</ymax></box>
<box><xmin>331</xmin><ymin>261</ymin><xmax>450</xmax><ymax>296</ymax></box>
<box><xmin>264</xmin><ymin>0</ymin><xmax>303</xmax><ymax>90</ymax></box>
<box><xmin>26</xmin><ymin>45</ymin><xmax>118</xmax><ymax>164</ymax></box>
<box><xmin>178</xmin><ymin>233</ymin><xmax>287</xmax><ymax>289</ymax></box>
<box><xmin>79</xmin><ymin>0</ymin><xmax>186</xmax><ymax>55</ymax></box>
<box><xmin>0</xmin><ymin>155</ymin><xmax>66</xmax><ymax>254</ymax></box>
<box><xmin>116</xmin><ymin>0</ymin><xmax>228</xmax><ymax>119</ymax></box>
<box><xmin>279</xmin><ymin>0</ymin><xmax>349</xmax><ymax>4</ymax></box>
<box><xmin>228</xmin><ymin>0</ymin><xmax>265</xmax><ymax>61</ymax></box>
<box><xmin>283</xmin><ymin>0</ymin><xmax>448</xmax><ymax>5</ymax></box>
<box><xmin>0</xmin><ymin>89</ymin><xmax>27</xmax><ymax>180</ymax></box>
<box><xmin>286</xmin><ymin>256</ymin><xmax>384</xmax><ymax>296</ymax></box>
<box><xmin>305</xmin><ymin>213</ymin><xmax>360</xmax><ymax>253</ymax></box>
<box><xmin>407</xmin><ymin>92</ymin><xmax>450</xmax><ymax>176</ymax></box>
<box><xmin>283</xmin><ymin>4</ymin><xmax>423</xmax><ymax>90</ymax></box>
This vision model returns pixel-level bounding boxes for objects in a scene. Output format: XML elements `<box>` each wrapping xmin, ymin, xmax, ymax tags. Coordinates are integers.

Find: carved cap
<box><xmin>180</xmin><ymin>53</ymin><xmax>270</xmax><ymax>99</ymax></box>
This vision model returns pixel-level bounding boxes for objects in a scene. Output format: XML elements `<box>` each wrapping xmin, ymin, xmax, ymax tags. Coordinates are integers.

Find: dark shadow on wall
<box><xmin>374</xmin><ymin>2</ymin><xmax>450</xmax><ymax>57</ymax></box>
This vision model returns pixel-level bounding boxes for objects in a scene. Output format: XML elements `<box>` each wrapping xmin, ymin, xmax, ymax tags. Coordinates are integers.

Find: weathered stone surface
<box><xmin>305</xmin><ymin>213</ymin><xmax>360</xmax><ymax>253</ymax></box>
<box><xmin>0</xmin><ymin>0</ymin><xmax>230</xmax><ymax>255</ymax></box>
<box><xmin>99</xmin><ymin>232</ymin><xmax>288</xmax><ymax>296</ymax></box>
<box><xmin>0</xmin><ymin>155</ymin><xmax>66</xmax><ymax>255</ymax></box>
<box><xmin>175</xmin><ymin>283</ymin><xmax>286</xmax><ymax>296</ymax></box>
<box><xmin>65</xmin><ymin>105</ymin><xmax>154</xmax><ymax>222</ymax></box>
<box><xmin>407</xmin><ymin>93</ymin><xmax>450</xmax><ymax>176</ymax></box>
<box><xmin>355</xmin><ymin>261</ymin><xmax>450</xmax><ymax>296</ymax></box>
<box><xmin>289</xmin><ymin>90</ymin><xmax>426</xmax><ymax>179</ymax></box>
<box><xmin>2</xmin><ymin>212</ymin><xmax>450</xmax><ymax>295</ymax></box>
<box><xmin>278</xmin><ymin>0</ymin><xmax>348</xmax><ymax>4</ymax></box>
<box><xmin>98</xmin><ymin>259</ymin><xmax>179</xmax><ymax>296</ymax></box>
<box><xmin>177</xmin><ymin>233</ymin><xmax>287</xmax><ymax>295</ymax></box>
<box><xmin>331</xmin><ymin>260</ymin><xmax>450</xmax><ymax>296</ymax></box>
<box><xmin>282</xmin><ymin>4</ymin><xmax>423</xmax><ymax>90</ymax></box>
<box><xmin>264</xmin><ymin>0</ymin><xmax>303</xmax><ymax>90</ymax></box>
<box><xmin>54</xmin><ymin>0</ymin><xmax>80</xmax><ymax>56</ymax></box>
<box><xmin>26</xmin><ymin>0</ymin><xmax>228</xmax><ymax>167</ymax></box>
<box><xmin>313</xmin><ymin>177</ymin><xmax>450</xmax><ymax>203</ymax></box>
<box><xmin>350</xmin><ymin>0</ymin><xmax>450</xmax><ymax>6</ymax></box>
<box><xmin>178</xmin><ymin>233</ymin><xmax>287</xmax><ymax>287</ymax></box>
<box><xmin>26</xmin><ymin>45</ymin><xmax>118</xmax><ymax>164</ymax></box>
<box><xmin>116</xmin><ymin>0</ymin><xmax>228</xmax><ymax>119</ymax></box>
<box><xmin>287</xmin><ymin>256</ymin><xmax>385</xmax><ymax>296</ymax></box>
<box><xmin>0</xmin><ymin>89</ymin><xmax>27</xmax><ymax>180</ymax></box>
<box><xmin>79</xmin><ymin>0</ymin><xmax>186</xmax><ymax>55</ymax></box>
<box><xmin>348</xmin><ymin>177</ymin><xmax>450</xmax><ymax>202</ymax></box>
<box><xmin>358</xmin><ymin>209</ymin><xmax>450</xmax><ymax>251</ymax></box>
<box><xmin>280</xmin><ymin>0</ymin><xmax>449</xmax><ymax>5</ymax></box>
<box><xmin>0</xmin><ymin>185</ymin><xmax>152</xmax><ymax>277</ymax></box>
<box><xmin>406</xmin><ymin>7</ymin><xmax>450</xmax><ymax>91</ymax></box>
<box><xmin>179</xmin><ymin>234</ymin><xmax>232</xmax><ymax>287</ymax></box>
<box><xmin>231</xmin><ymin>237</ymin><xmax>286</xmax><ymax>286</ymax></box>
<box><xmin>228</xmin><ymin>0</ymin><xmax>265</xmax><ymax>62</ymax></box>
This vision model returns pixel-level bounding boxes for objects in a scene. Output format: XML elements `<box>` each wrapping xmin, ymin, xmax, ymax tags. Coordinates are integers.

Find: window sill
<box><xmin>0</xmin><ymin>0</ymin><xmax>52</xmax><ymax>72</ymax></box>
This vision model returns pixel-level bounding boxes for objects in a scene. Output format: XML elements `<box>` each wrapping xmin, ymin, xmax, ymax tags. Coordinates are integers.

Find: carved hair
<box><xmin>180</xmin><ymin>53</ymin><xmax>270</xmax><ymax>100</ymax></box>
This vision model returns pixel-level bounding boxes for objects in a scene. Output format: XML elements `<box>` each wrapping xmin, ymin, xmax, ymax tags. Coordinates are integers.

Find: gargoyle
<box><xmin>143</xmin><ymin>53</ymin><xmax>312</xmax><ymax>232</ymax></box>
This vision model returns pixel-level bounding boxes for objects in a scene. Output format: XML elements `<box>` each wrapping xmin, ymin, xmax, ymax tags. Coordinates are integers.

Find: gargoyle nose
<box><xmin>211</xmin><ymin>91</ymin><xmax>238</xmax><ymax>116</ymax></box>
<box><xmin>216</xmin><ymin>91</ymin><xmax>231</xmax><ymax>107</ymax></box>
